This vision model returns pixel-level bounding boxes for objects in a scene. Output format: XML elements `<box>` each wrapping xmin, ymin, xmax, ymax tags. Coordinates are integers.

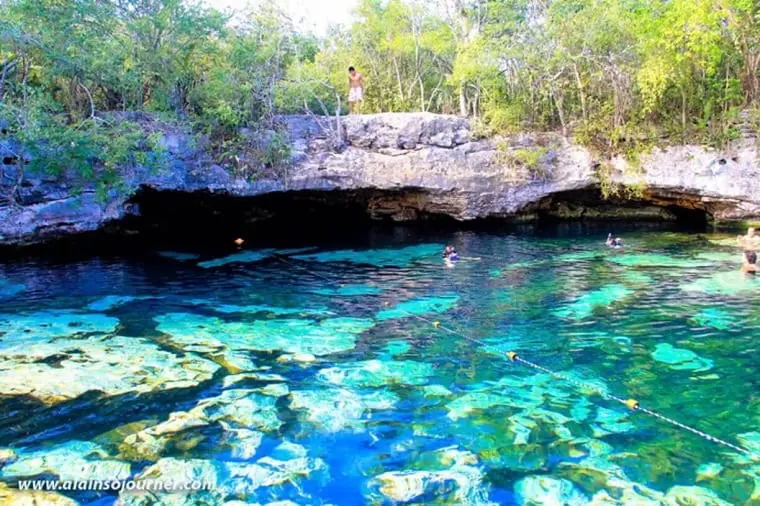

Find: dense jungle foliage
<box><xmin>1</xmin><ymin>0</ymin><xmax>759</xmax><ymax>188</ymax></box>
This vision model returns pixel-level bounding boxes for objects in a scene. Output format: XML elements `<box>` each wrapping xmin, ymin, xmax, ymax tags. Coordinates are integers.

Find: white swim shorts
<box><xmin>349</xmin><ymin>87</ymin><xmax>363</xmax><ymax>102</ymax></box>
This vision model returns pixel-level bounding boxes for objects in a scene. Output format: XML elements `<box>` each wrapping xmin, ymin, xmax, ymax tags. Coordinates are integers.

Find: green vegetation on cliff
<box><xmin>1</xmin><ymin>0</ymin><xmax>759</xmax><ymax>190</ymax></box>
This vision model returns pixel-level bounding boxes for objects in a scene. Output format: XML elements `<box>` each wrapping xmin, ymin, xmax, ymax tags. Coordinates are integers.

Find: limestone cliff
<box><xmin>1</xmin><ymin>112</ymin><xmax>759</xmax><ymax>246</ymax></box>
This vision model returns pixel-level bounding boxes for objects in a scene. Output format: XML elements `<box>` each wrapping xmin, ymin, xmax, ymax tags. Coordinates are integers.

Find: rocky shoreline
<box><xmin>2</xmin><ymin>112</ymin><xmax>759</xmax><ymax>247</ymax></box>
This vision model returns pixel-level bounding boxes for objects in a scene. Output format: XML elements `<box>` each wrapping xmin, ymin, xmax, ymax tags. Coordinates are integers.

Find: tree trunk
<box><xmin>393</xmin><ymin>57</ymin><xmax>405</xmax><ymax>104</ymax></box>
<box><xmin>573</xmin><ymin>62</ymin><xmax>587</xmax><ymax>123</ymax></box>
<box><xmin>418</xmin><ymin>75</ymin><xmax>425</xmax><ymax>112</ymax></box>
<box><xmin>551</xmin><ymin>87</ymin><xmax>567</xmax><ymax>137</ymax></box>
<box><xmin>80</xmin><ymin>82</ymin><xmax>95</xmax><ymax>119</ymax></box>
<box><xmin>681</xmin><ymin>87</ymin><xmax>687</xmax><ymax>138</ymax></box>
<box><xmin>0</xmin><ymin>58</ymin><xmax>15</xmax><ymax>103</ymax></box>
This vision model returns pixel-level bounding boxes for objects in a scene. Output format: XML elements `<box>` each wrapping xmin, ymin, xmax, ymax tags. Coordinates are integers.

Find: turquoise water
<box><xmin>0</xmin><ymin>226</ymin><xmax>759</xmax><ymax>504</ymax></box>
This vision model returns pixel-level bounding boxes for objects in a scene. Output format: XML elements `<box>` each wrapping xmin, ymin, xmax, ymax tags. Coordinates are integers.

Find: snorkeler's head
<box><xmin>745</xmin><ymin>250</ymin><xmax>757</xmax><ymax>265</ymax></box>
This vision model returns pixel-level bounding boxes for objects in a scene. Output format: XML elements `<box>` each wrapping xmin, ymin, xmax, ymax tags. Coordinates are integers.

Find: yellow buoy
<box><xmin>433</xmin><ymin>321</ymin><xmax>441</xmax><ymax>328</ymax></box>
<box><xmin>234</xmin><ymin>238</ymin><xmax>244</xmax><ymax>246</ymax></box>
<box><xmin>625</xmin><ymin>399</ymin><xmax>640</xmax><ymax>411</ymax></box>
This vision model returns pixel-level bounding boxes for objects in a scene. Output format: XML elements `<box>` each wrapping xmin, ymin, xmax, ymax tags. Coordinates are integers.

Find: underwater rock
<box><xmin>225</xmin><ymin>442</ymin><xmax>327</xmax><ymax>497</ymax></box>
<box><xmin>0</xmin><ymin>449</ymin><xmax>16</xmax><ymax>465</ymax></box>
<box><xmin>121</xmin><ymin>389</ymin><xmax>282</xmax><ymax>461</ymax></box>
<box><xmin>707</xmin><ymin>237</ymin><xmax>740</xmax><ymax>247</ymax></box>
<box><xmin>0</xmin><ymin>483</ymin><xmax>78</xmax><ymax>506</ymax></box>
<box><xmin>219</xmin><ymin>425</ymin><xmax>263</xmax><ymax>460</ymax></box>
<box><xmin>690</xmin><ymin>308</ymin><xmax>736</xmax><ymax>330</ymax></box>
<box><xmin>211</xmin><ymin>303</ymin><xmax>332</xmax><ymax>317</ymax></box>
<box><xmin>423</xmin><ymin>384</ymin><xmax>453</xmax><ymax>397</ymax></box>
<box><xmin>293</xmin><ymin>243</ymin><xmax>443</xmax><ymax>267</ymax></box>
<box><xmin>376</xmin><ymin>294</ymin><xmax>459</xmax><ymax>320</ymax></box>
<box><xmin>558</xmin><ymin>454</ymin><xmax>627</xmax><ymax>490</ymax></box>
<box><xmin>553</xmin><ymin>285</ymin><xmax>632</xmax><ymax>320</ymax></box>
<box><xmin>194</xmin><ymin>389</ymin><xmax>282</xmax><ymax>432</ymax></box>
<box><xmin>558</xmin><ymin>251</ymin><xmax>606</xmax><ymax>262</ymax></box>
<box><xmin>589</xmin><ymin>484</ymin><xmax>664</xmax><ymax>505</ymax></box>
<box><xmin>592</xmin><ymin>407</ymin><xmax>634</xmax><ymax>435</ymax></box>
<box><xmin>608</xmin><ymin>254</ymin><xmax>712</xmax><ymax>268</ymax></box>
<box><xmin>290</xmin><ymin>388</ymin><xmax>398</xmax><ymax>432</ymax></box>
<box><xmin>576</xmin><ymin>439</ymin><xmax>614</xmax><ymax>458</ymax></box>
<box><xmin>214</xmin><ymin>350</ymin><xmax>257</xmax><ymax>373</ymax></box>
<box><xmin>446</xmin><ymin>374</ymin><xmax>558</xmax><ymax>420</ymax></box>
<box><xmin>311</xmin><ymin>284</ymin><xmax>383</xmax><ymax>296</ymax></box>
<box><xmin>120</xmin><ymin>458</ymin><xmax>223</xmax><ymax>506</ymax></box>
<box><xmin>0</xmin><ymin>310</ymin><xmax>119</xmax><ymax>345</ymax></box>
<box><xmin>290</xmin><ymin>389</ymin><xmax>363</xmax><ymax>433</ymax></box>
<box><xmin>623</xmin><ymin>271</ymin><xmax>654</xmax><ymax>285</ymax></box>
<box><xmin>158</xmin><ymin>251</ymin><xmax>200</xmax><ymax>261</ymax></box>
<box><xmin>276</xmin><ymin>352</ymin><xmax>316</xmax><ymax>364</ymax></box>
<box><xmin>317</xmin><ymin>359</ymin><xmax>434</xmax><ymax>388</ymax></box>
<box><xmin>663</xmin><ymin>485</ymin><xmax>731</xmax><ymax>506</ymax></box>
<box><xmin>1</xmin><ymin>441</ymin><xmax>130</xmax><ymax>482</ymax></box>
<box><xmin>224</xmin><ymin>441</ymin><xmax>327</xmax><ymax>499</ymax></box>
<box><xmin>569</xmin><ymin>397</ymin><xmax>594</xmax><ymax>423</ymax></box>
<box><xmin>513</xmin><ymin>476</ymin><xmax>588</xmax><ymax>506</ymax></box>
<box><xmin>223</xmin><ymin>372</ymin><xmax>286</xmax><ymax>389</ymax></box>
<box><xmin>252</xmin><ymin>317</ymin><xmax>374</xmax><ymax>356</ymax></box>
<box><xmin>694</xmin><ymin>252</ymin><xmax>741</xmax><ymax>263</ymax></box>
<box><xmin>87</xmin><ymin>295</ymin><xmax>139</xmax><ymax>311</ymax></box>
<box><xmin>682</xmin><ymin>271</ymin><xmax>759</xmax><ymax>295</ymax></box>
<box><xmin>651</xmin><ymin>343</ymin><xmax>713</xmax><ymax>372</ymax></box>
<box><xmin>197</xmin><ymin>249</ymin><xmax>277</xmax><ymax>268</ymax></box>
<box><xmin>696</xmin><ymin>463</ymin><xmax>724</xmax><ymax>481</ymax></box>
<box><xmin>254</xmin><ymin>383</ymin><xmax>289</xmax><ymax>398</ymax></box>
<box><xmin>155</xmin><ymin>313</ymin><xmax>374</xmax><ymax>357</ymax></box>
<box><xmin>158</xmin><ymin>251</ymin><xmax>201</xmax><ymax>261</ymax></box>
<box><xmin>186</xmin><ymin>298</ymin><xmax>332</xmax><ymax>317</ymax></box>
<box><xmin>0</xmin><ymin>335</ymin><xmax>219</xmax><ymax>405</ymax></box>
<box><xmin>559</xmin><ymin>453</ymin><xmax>673</xmax><ymax>505</ymax></box>
<box><xmin>121</xmin><ymin>442</ymin><xmax>326</xmax><ymax>503</ymax></box>
<box><xmin>155</xmin><ymin>313</ymin><xmax>228</xmax><ymax>353</ymax></box>
<box><xmin>373</xmin><ymin>471</ymin><xmax>454</xmax><ymax>503</ymax></box>
<box><xmin>381</xmin><ymin>340</ymin><xmax>412</xmax><ymax>357</ymax></box>
<box><xmin>86</xmin><ymin>295</ymin><xmax>163</xmax><ymax>311</ymax></box>
<box><xmin>0</xmin><ymin>279</ymin><xmax>25</xmax><ymax>299</ymax></box>
<box><xmin>370</xmin><ymin>447</ymin><xmax>495</xmax><ymax>505</ymax></box>
<box><xmin>120</xmin><ymin>411</ymin><xmax>210</xmax><ymax>461</ymax></box>
<box><xmin>736</xmin><ymin>431</ymin><xmax>760</xmax><ymax>454</ymax></box>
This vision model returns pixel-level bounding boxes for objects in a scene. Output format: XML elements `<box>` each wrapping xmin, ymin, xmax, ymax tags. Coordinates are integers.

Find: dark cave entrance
<box><xmin>536</xmin><ymin>188</ymin><xmax>710</xmax><ymax>227</ymax></box>
<box><xmin>119</xmin><ymin>187</ymin><xmax>461</xmax><ymax>248</ymax></box>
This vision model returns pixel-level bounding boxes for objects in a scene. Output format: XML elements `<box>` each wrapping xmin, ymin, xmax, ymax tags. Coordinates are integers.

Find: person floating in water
<box><xmin>442</xmin><ymin>245</ymin><xmax>459</xmax><ymax>262</ymax></box>
<box><xmin>348</xmin><ymin>66</ymin><xmax>364</xmax><ymax>115</ymax></box>
<box><xmin>741</xmin><ymin>250</ymin><xmax>759</xmax><ymax>275</ymax></box>
<box><xmin>606</xmin><ymin>233</ymin><xmax>623</xmax><ymax>248</ymax></box>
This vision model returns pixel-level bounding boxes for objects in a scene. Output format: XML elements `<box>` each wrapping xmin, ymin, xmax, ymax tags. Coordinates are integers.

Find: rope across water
<box><xmin>272</xmin><ymin>254</ymin><xmax>758</xmax><ymax>459</ymax></box>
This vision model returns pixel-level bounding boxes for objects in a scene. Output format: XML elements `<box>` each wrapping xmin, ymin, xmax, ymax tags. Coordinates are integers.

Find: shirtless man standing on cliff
<box><xmin>348</xmin><ymin>66</ymin><xmax>364</xmax><ymax>115</ymax></box>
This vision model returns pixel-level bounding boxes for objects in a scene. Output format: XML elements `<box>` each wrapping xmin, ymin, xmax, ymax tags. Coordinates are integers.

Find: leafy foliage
<box><xmin>2</xmin><ymin>0</ymin><xmax>760</xmax><ymax>198</ymax></box>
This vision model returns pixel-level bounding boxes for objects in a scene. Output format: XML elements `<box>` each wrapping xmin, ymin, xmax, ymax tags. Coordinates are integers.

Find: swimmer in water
<box><xmin>741</xmin><ymin>250</ymin><xmax>759</xmax><ymax>275</ymax></box>
<box><xmin>606</xmin><ymin>233</ymin><xmax>622</xmax><ymax>248</ymax></box>
<box><xmin>442</xmin><ymin>245</ymin><xmax>459</xmax><ymax>262</ymax></box>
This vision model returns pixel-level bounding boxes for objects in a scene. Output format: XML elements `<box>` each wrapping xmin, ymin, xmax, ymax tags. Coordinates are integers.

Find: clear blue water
<box><xmin>0</xmin><ymin>224</ymin><xmax>758</xmax><ymax>505</ymax></box>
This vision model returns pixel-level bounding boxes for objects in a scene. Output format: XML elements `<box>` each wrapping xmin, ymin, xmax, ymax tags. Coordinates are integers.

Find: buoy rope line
<box><xmin>271</xmin><ymin>254</ymin><xmax>757</xmax><ymax>458</ymax></box>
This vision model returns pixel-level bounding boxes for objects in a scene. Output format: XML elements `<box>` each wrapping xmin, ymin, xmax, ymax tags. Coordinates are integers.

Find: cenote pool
<box><xmin>0</xmin><ymin>224</ymin><xmax>758</xmax><ymax>505</ymax></box>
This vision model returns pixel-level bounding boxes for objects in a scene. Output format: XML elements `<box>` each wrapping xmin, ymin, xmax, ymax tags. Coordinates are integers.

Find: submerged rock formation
<box><xmin>2</xmin><ymin>112</ymin><xmax>759</xmax><ymax>246</ymax></box>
